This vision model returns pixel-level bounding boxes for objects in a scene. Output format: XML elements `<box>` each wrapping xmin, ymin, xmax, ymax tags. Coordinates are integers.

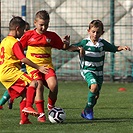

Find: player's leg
<box><xmin>19</xmin><ymin>94</ymin><xmax>32</xmax><ymax>124</ymax></box>
<box><xmin>0</xmin><ymin>90</ymin><xmax>10</xmax><ymax>109</ymax></box>
<box><xmin>8</xmin><ymin>86</ymin><xmax>31</xmax><ymax>125</ymax></box>
<box><xmin>22</xmin><ymin>79</ymin><xmax>39</xmax><ymax>116</ymax></box>
<box><xmin>44</xmin><ymin>68</ymin><xmax>57</xmax><ymax>111</ymax></box>
<box><xmin>13</xmin><ymin>74</ymin><xmax>39</xmax><ymax>116</ymax></box>
<box><xmin>81</xmin><ymin>72</ymin><xmax>98</xmax><ymax>120</ymax></box>
<box><xmin>8</xmin><ymin>98</ymin><xmax>14</xmax><ymax>109</ymax></box>
<box><xmin>87</xmin><ymin>77</ymin><xmax>103</xmax><ymax>110</ymax></box>
<box><xmin>28</xmin><ymin>70</ymin><xmax>46</xmax><ymax>122</ymax></box>
<box><xmin>46</xmin><ymin>76</ymin><xmax>58</xmax><ymax>111</ymax></box>
<box><xmin>35</xmin><ymin>80</ymin><xmax>46</xmax><ymax>122</ymax></box>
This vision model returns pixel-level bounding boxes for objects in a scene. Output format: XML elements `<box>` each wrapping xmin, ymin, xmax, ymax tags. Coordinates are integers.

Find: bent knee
<box><xmin>30</xmin><ymin>80</ymin><xmax>38</xmax><ymax>88</ymax></box>
<box><xmin>90</xmin><ymin>84</ymin><xmax>98</xmax><ymax>93</ymax></box>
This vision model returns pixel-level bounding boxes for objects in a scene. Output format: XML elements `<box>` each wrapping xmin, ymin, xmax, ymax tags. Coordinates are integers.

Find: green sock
<box><xmin>85</xmin><ymin>91</ymin><xmax>96</xmax><ymax>110</ymax></box>
<box><xmin>0</xmin><ymin>90</ymin><xmax>10</xmax><ymax>106</ymax></box>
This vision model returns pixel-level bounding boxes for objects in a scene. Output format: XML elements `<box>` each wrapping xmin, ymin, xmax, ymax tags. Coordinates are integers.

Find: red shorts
<box><xmin>8</xmin><ymin>73</ymin><xmax>33</xmax><ymax>100</ymax></box>
<box><xmin>30</xmin><ymin>68</ymin><xmax>56</xmax><ymax>88</ymax></box>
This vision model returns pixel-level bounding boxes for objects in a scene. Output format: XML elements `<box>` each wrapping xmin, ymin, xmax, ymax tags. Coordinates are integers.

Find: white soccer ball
<box><xmin>48</xmin><ymin>107</ymin><xmax>66</xmax><ymax>123</ymax></box>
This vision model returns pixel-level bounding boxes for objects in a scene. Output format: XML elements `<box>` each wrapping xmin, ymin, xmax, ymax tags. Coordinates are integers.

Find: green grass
<box><xmin>0</xmin><ymin>81</ymin><xmax>133</xmax><ymax>133</ymax></box>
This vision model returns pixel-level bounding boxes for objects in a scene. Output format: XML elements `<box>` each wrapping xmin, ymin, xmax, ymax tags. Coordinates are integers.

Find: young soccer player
<box><xmin>68</xmin><ymin>19</ymin><xmax>131</xmax><ymax>120</ymax></box>
<box><xmin>20</xmin><ymin>10</ymin><xmax>70</xmax><ymax>122</ymax></box>
<box><xmin>0</xmin><ymin>21</ymin><xmax>31</xmax><ymax>110</ymax></box>
<box><xmin>0</xmin><ymin>16</ymin><xmax>48</xmax><ymax>124</ymax></box>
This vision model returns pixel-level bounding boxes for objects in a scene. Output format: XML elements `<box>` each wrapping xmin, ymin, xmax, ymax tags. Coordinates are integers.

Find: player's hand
<box><xmin>38</xmin><ymin>65</ymin><xmax>49</xmax><ymax>74</ymax></box>
<box><xmin>122</xmin><ymin>46</ymin><xmax>131</xmax><ymax>51</ymax></box>
<box><xmin>63</xmin><ymin>35</ymin><xmax>70</xmax><ymax>45</ymax></box>
<box><xmin>78</xmin><ymin>47</ymin><xmax>85</xmax><ymax>58</ymax></box>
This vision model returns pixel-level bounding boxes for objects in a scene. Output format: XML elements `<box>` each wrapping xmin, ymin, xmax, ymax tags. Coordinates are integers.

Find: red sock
<box><xmin>26</xmin><ymin>86</ymin><xmax>36</xmax><ymax>107</ymax></box>
<box><xmin>35</xmin><ymin>100</ymin><xmax>44</xmax><ymax>114</ymax></box>
<box><xmin>20</xmin><ymin>99</ymin><xmax>28</xmax><ymax>121</ymax></box>
<box><xmin>48</xmin><ymin>97</ymin><xmax>56</xmax><ymax>108</ymax></box>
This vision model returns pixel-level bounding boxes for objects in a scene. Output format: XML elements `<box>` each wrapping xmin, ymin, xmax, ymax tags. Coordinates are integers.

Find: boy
<box><xmin>0</xmin><ymin>16</ymin><xmax>48</xmax><ymax>124</ymax></box>
<box><xmin>20</xmin><ymin>10</ymin><xmax>70</xmax><ymax>122</ymax></box>
<box><xmin>68</xmin><ymin>19</ymin><xmax>130</xmax><ymax>120</ymax></box>
<box><xmin>0</xmin><ymin>21</ymin><xmax>31</xmax><ymax>110</ymax></box>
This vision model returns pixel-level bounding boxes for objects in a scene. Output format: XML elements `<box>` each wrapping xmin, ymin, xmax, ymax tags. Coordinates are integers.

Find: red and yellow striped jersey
<box><xmin>20</xmin><ymin>29</ymin><xmax>64</xmax><ymax>73</ymax></box>
<box><xmin>0</xmin><ymin>36</ymin><xmax>25</xmax><ymax>89</ymax></box>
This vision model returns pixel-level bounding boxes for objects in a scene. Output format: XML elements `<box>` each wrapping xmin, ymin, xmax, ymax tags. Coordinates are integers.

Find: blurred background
<box><xmin>0</xmin><ymin>0</ymin><xmax>133</xmax><ymax>82</ymax></box>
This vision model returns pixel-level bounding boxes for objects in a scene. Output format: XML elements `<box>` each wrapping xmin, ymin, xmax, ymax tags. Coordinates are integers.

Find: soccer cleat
<box><xmin>37</xmin><ymin>113</ymin><xmax>46</xmax><ymax>123</ymax></box>
<box><xmin>8</xmin><ymin>99</ymin><xmax>13</xmax><ymax>109</ymax></box>
<box><xmin>81</xmin><ymin>108</ymin><xmax>94</xmax><ymax>120</ymax></box>
<box><xmin>22</xmin><ymin>107</ymin><xmax>39</xmax><ymax>117</ymax></box>
<box><xmin>0</xmin><ymin>105</ymin><xmax>3</xmax><ymax>110</ymax></box>
<box><xmin>47</xmin><ymin>104</ymin><xmax>54</xmax><ymax>111</ymax></box>
<box><xmin>19</xmin><ymin>119</ymin><xmax>32</xmax><ymax>125</ymax></box>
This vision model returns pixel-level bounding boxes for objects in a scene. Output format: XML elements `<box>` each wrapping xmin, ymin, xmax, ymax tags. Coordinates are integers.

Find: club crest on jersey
<box><xmin>46</xmin><ymin>38</ymin><xmax>51</xmax><ymax>43</ymax></box>
<box><xmin>99</xmin><ymin>47</ymin><xmax>103</xmax><ymax>51</ymax></box>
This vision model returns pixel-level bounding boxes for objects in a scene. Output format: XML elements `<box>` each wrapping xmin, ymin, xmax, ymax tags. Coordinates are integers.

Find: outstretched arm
<box><xmin>68</xmin><ymin>45</ymin><xmax>85</xmax><ymax>58</ymax></box>
<box><xmin>116</xmin><ymin>46</ymin><xmax>131</xmax><ymax>51</ymax></box>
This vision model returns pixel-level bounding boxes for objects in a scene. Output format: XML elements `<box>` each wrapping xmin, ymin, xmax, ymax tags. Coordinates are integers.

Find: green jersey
<box><xmin>72</xmin><ymin>37</ymin><xmax>117</xmax><ymax>78</ymax></box>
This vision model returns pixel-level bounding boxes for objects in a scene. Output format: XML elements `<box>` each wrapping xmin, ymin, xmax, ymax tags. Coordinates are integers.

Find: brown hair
<box><xmin>25</xmin><ymin>21</ymin><xmax>30</xmax><ymax>31</ymax></box>
<box><xmin>9</xmin><ymin>16</ymin><xmax>25</xmax><ymax>30</ymax></box>
<box><xmin>89</xmin><ymin>20</ymin><xmax>104</xmax><ymax>31</ymax></box>
<box><xmin>35</xmin><ymin>10</ymin><xmax>50</xmax><ymax>20</ymax></box>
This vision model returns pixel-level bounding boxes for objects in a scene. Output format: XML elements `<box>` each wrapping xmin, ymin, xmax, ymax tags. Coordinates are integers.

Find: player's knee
<box><xmin>90</xmin><ymin>84</ymin><xmax>98</xmax><ymax>93</ymax></box>
<box><xmin>48</xmin><ymin>81</ymin><xmax>58</xmax><ymax>92</ymax></box>
<box><xmin>50</xmin><ymin>85</ymin><xmax>58</xmax><ymax>93</ymax></box>
<box><xmin>37</xmin><ymin>80</ymin><xmax>44</xmax><ymax>91</ymax></box>
<box><xmin>30</xmin><ymin>80</ymin><xmax>38</xmax><ymax>88</ymax></box>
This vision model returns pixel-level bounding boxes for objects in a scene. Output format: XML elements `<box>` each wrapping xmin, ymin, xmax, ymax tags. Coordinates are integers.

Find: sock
<box><xmin>0</xmin><ymin>90</ymin><xmax>10</xmax><ymax>106</ymax></box>
<box><xmin>35</xmin><ymin>100</ymin><xmax>44</xmax><ymax>114</ymax></box>
<box><xmin>48</xmin><ymin>97</ymin><xmax>56</xmax><ymax>110</ymax></box>
<box><xmin>26</xmin><ymin>86</ymin><xmax>36</xmax><ymax>107</ymax></box>
<box><xmin>93</xmin><ymin>91</ymin><xmax>99</xmax><ymax>107</ymax></box>
<box><xmin>9</xmin><ymin>98</ymin><xmax>14</xmax><ymax>103</ymax></box>
<box><xmin>85</xmin><ymin>91</ymin><xmax>96</xmax><ymax>110</ymax></box>
<box><xmin>20</xmin><ymin>99</ymin><xmax>28</xmax><ymax>121</ymax></box>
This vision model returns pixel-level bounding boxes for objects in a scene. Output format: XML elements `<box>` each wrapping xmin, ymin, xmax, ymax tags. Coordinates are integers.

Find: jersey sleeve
<box><xmin>12</xmin><ymin>42</ymin><xmax>26</xmax><ymax>60</ymax></box>
<box><xmin>71</xmin><ymin>39</ymin><xmax>88</xmax><ymax>47</ymax></box>
<box><xmin>51</xmin><ymin>32</ymin><xmax>64</xmax><ymax>49</ymax></box>
<box><xmin>102</xmin><ymin>39</ymin><xmax>117</xmax><ymax>53</ymax></box>
<box><xmin>20</xmin><ymin>31</ymin><xmax>30</xmax><ymax>49</ymax></box>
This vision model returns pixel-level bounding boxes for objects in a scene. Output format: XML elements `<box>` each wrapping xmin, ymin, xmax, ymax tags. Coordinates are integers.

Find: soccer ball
<box><xmin>48</xmin><ymin>107</ymin><xmax>66</xmax><ymax>123</ymax></box>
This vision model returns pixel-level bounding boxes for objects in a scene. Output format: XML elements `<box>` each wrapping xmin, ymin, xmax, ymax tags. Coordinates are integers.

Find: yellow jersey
<box><xmin>0</xmin><ymin>36</ymin><xmax>25</xmax><ymax>89</ymax></box>
<box><xmin>20</xmin><ymin>29</ymin><xmax>64</xmax><ymax>73</ymax></box>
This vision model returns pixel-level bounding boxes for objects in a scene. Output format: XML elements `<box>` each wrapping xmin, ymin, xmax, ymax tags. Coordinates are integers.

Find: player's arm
<box><xmin>68</xmin><ymin>45</ymin><xmax>85</xmax><ymax>58</ymax></box>
<box><xmin>13</xmin><ymin>42</ymin><xmax>48</xmax><ymax>74</ymax></box>
<box><xmin>62</xmin><ymin>35</ymin><xmax>70</xmax><ymax>50</ymax></box>
<box><xmin>116</xmin><ymin>46</ymin><xmax>131</xmax><ymax>51</ymax></box>
<box><xmin>21</xmin><ymin>58</ymin><xmax>49</xmax><ymax>74</ymax></box>
<box><xmin>67</xmin><ymin>45</ymin><xmax>80</xmax><ymax>52</ymax></box>
<box><xmin>102</xmin><ymin>39</ymin><xmax>131</xmax><ymax>52</ymax></box>
<box><xmin>19</xmin><ymin>31</ymin><xmax>29</xmax><ymax>49</ymax></box>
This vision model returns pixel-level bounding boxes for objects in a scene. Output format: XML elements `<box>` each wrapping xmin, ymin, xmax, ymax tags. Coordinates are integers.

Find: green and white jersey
<box><xmin>72</xmin><ymin>37</ymin><xmax>117</xmax><ymax>77</ymax></box>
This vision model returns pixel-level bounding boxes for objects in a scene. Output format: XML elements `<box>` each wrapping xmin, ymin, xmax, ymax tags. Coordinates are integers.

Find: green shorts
<box><xmin>83</xmin><ymin>72</ymin><xmax>103</xmax><ymax>91</ymax></box>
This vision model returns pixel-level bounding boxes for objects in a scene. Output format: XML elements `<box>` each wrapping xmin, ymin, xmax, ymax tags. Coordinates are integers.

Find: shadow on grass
<box><xmin>65</xmin><ymin>117</ymin><xmax>133</xmax><ymax>124</ymax></box>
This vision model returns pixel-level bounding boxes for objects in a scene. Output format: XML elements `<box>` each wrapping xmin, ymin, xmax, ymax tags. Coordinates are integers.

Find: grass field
<box><xmin>0</xmin><ymin>81</ymin><xmax>133</xmax><ymax>133</ymax></box>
